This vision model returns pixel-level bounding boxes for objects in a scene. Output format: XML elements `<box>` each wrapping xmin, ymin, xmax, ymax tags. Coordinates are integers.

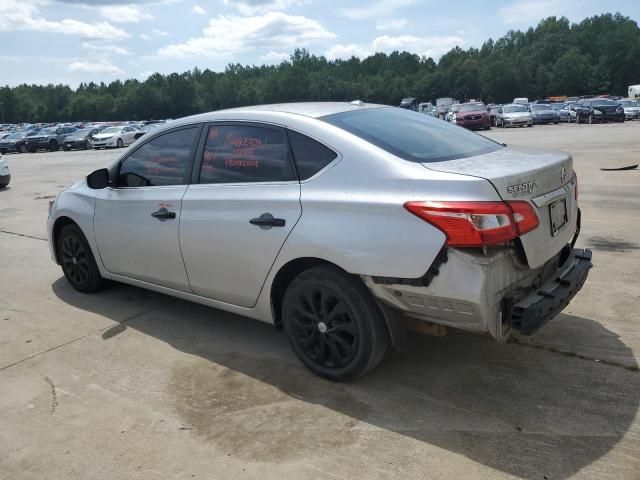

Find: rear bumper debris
<box><xmin>505</xmin><ymin>248</ymin><xmax>593</xmax><ymax>335</ymax></box>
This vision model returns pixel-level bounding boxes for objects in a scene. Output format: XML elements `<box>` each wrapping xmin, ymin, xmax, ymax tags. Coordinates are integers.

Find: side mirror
<box><xmin>87</xmin><ymin>168</ymin><xmax>109</xmax><ymax>189</ymax></box>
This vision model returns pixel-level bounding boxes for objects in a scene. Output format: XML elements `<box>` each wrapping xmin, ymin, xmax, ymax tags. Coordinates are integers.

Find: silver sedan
<box><xmin>47</xmin><ymin>102</ymin><xmax>592</xmax><ymax>380</ymax></box>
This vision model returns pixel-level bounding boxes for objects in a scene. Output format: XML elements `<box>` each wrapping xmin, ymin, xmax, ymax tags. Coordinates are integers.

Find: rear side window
<box><xmin>118</xmin><ymin>127</ymin><xmax>198</xmax><ymax>187</ymax></box>
<box><xmin>198</xmin><ymin>125</ymin><xmax>295</xmax><ymax>184</ymax></box>
<box><xmin>288</xmin><ymin>130</ymin><xmax>337</xmax><ymax>180</ymax></box>
<box><xmin>322</xmin><ymin>107</ymin><xmax>502</xmax><ymax>163</ymax></box>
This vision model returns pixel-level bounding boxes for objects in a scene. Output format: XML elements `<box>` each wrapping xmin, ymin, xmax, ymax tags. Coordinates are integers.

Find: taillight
<box><xmin>404</xmin><ymin>200</ymin><xmax>539</xmax><ymax>247</ymax></box>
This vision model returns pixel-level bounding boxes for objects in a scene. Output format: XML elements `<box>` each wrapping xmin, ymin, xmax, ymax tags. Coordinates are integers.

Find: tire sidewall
<box><xmin>282</xmin><ymin>266</ymin><xmax>387</xmax><ymax>381</ymax></box>
<box><xmin>57</xmin><ymin>224</ymin><xmax>103</xmax><ymax>293</ymax></box>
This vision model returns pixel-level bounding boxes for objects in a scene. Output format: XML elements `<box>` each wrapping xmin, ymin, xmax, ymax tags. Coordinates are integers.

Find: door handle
<box><xmin>151</xmin><ymin>207</ymin><xmax>176</xmax><ymax>220</ymax></box>
<box><xmin>250</xmin><ymin>213</ymin><xmax>285</xmax><ymax>228</ymax></box>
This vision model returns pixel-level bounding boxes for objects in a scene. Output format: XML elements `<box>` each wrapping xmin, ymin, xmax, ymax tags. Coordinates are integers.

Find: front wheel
<box><xmin>18</xmin><ymin>144</ymin><xmax>27</xmax><ymax>153</ymax></box>
<box><xmin>116</xmin><ymin>138</ymin><xmax>123</xmax><ymax>148</ymax></box>
<box><xmin>282</xmin><ymin>265</ymin><xmax>389</xmax><ymax>381</ymax></box>
<box><xmin>57</xmin><ymin>224</ymin><xmax>104</xmax><ymax>293</ymax></box>
<box><xmin>49</xmin><ymin>140</ymin><xmax>59</xmax><ymax>151</ymax></box>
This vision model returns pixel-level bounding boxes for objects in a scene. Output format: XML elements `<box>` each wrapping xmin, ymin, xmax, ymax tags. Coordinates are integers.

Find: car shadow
<box><xmin>52</xmin><ymin>278</ymin><xmax>639</xmax><ymax>479</ymax></box>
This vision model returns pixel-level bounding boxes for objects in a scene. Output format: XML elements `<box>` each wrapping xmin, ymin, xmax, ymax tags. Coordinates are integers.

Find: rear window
<box><xmin>321</xmin><ymin>107</ymin><xmax>502</xmax><ymax>163</ymax></box>
<box><xmin>288</xmin><ymin>130</ymin><xmax>337</xmax><ymax>180</ymax></box>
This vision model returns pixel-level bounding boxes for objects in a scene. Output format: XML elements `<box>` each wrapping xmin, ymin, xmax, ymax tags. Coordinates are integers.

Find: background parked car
<box><xmin>487</xmin><ymin>105</ymin><xmax>501</xmax><ymax>126</ymax></box>
<box><xmin>445</xmin><ymin>104</ymin><xmax>461</xmax><ymax>122</ymax></box>
<box><xmin>26</xmin><ymin>126</ymin><xmax>77</xmax><ymax>152</ymax></box>
<box><xmin>0</xmin><ymin>154</ymin><xmax>10</xmax><ymax>188</ymax></box>
<box><xmin>90</xmin><ymin>125</ymin><xmax>138</xmax><ymax>149</ymax></box>
<box><xmin>453</xmin><ymin>102</ymin><xmax>491</xmax><ymax>130</ymax></box>
<box><xmin>496</xmin><ymin>104</ymin><xmax>534</xmax><ymax>127</ymax></box>
<box><xmin>577</xmin><ymin>99</ymin><xmax>625</xmax><ymax>124</ymax></box>
<box><xmin>63</xmin><ymin>128</ymin><xmax>102</xmax><ymax>151</ymax></box>
<box><xmin>619</xmin><ymin>99</ymin><xmax>640</xmax><ymax>120</ymax></box>
<box><xmin>398</xmin><ymin>97</ymin><xmax>419</xmax><ymax>110</ymax></box>
<box><xmin>132</xmin><ymin>123</ymin><xmax>161</xmax><ymax>140</ymax></box>
<box><xmin>530</xmin><ymin>104</ymin><xmax>560</xmax><ymax>124</ymax></box>
<box><xmin>550</xmin><ymin>103</ymin><xmax>571</xmax><ymax>122</ymax></box>
<box><xmin>0</xmin><ymin>130</ymin><xmax>36</xmax><ymax>154</ymax></box>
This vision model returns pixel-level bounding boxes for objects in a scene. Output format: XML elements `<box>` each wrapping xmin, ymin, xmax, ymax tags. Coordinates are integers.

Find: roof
<box><xmin>222</xmin><ymin>101</ymin><xmax>385</xmax><ymax>118</ymax></box>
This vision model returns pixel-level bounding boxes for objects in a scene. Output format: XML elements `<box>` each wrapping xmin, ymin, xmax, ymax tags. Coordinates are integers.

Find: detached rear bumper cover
<box><xmin>507</xmin><ymin>248</ymin><xmax>592</xmax><ymax>335</ymax></box>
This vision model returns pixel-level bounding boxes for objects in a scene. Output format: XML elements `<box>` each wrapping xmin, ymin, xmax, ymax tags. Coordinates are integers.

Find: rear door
<box><xmin>94</xmin><ymin>125</ymin><xmax>202</xmax><ymax>291</ymax></box>
<box><xmin>179</xmin><ymin>123</ymin><xmax>301</xmax><ymax>307</ymax></box>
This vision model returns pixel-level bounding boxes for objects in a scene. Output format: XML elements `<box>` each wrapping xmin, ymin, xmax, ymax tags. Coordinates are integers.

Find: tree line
<box><xmin>1</xmin><ymin>13</ymin><xmax>639</xmax><ymax>123</ymax></box>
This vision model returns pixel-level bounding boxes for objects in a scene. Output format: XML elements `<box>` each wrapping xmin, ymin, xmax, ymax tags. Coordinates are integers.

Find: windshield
<box><xmin>5</xmin><ymin>132</ymin><xmax>25</xmax><ymax>140</ymax></box>
<box><xmin>550</xmin><ymin>104</ymin><xmax>564</xmax><ymax>110</ymax></box>
<box><xmin>321</xmin><ymin>107</ymin><xmax>503</xmax><ymax>163</ymax></box>
<box><xmin>531</xmin><ymin>105</ymin><xmax>551</xmax><ymax>112</ymax></box>
<box><xmin>619</xmin><ymin>100</ymin><xmax>637</xmax><ymax>107</ymax></box>
<box><xmin>592</xmin><ymin>100</ymin><xmax>619</xmax><ymax>107</ymax></box>
<box><xmin>503</xmin><ymin>105</ymin><xmax>528</xmax><ymax>113</ymax></box>
<box><xmin>459</xmin><ymin>104</ymin><xmax>485</xmax><ymax>112</ymax></box>
<box><xmin>101</xmin><ymin>126</ymin><xmax>122</xmax><ymax>134</ymax></box>
<box><xmin>72</xmin><ymin>128</ymin><xmax>93</xmax><ymax>136</ymax></box>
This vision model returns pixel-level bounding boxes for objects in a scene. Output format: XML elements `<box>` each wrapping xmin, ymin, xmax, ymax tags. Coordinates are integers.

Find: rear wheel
<box><xmin>57</xmin><ymin>224</ymin><xmax>104</xmax><ymax>293</ymax></box>
<box><xmin>282</xmin><ymin>265</ymin><xmax>389</xmax><ymax>381</ymax></box>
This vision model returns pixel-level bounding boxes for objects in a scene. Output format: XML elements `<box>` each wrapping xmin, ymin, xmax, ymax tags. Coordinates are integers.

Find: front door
<box><xmin>94</xmin><ymin>125</ymin><xmax>202</xmax><ymax>291</ymax></box>
<box><xmin>180</xmin><ymin>123</ymin><xmax>302</xmax><ymax>307</ymax></box>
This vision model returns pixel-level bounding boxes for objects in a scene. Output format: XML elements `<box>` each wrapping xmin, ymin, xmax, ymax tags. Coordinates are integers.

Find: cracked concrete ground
<box><xmin>1</xmin><ymin>122</ymin><xmax>639</xmax><ymax>480</ymax></box>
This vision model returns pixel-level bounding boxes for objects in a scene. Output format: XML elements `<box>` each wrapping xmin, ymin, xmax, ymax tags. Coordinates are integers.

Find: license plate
<box><xmin>549</xmin><ymin>198</ymin><xmax>568</xmax><ymax>236</ymax></box>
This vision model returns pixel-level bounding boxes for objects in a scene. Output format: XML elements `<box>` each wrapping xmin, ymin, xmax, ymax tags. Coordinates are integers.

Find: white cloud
<box><xmin>261</xmin><ymin>50</ymin><xmax>290</xmax><ymax>62</ymax></box>
<box><xmin>325</xmin><ymin>34</ymin><xmax>463</xmax><ymax>61</ymax></box>
<box><xmin>68</xmin><ymin>59</ymin><xmax>124</xmax><ymax>74</ymax></box>
<box><xmin>372</xmin><ymin>35</ymin><xmax>463</xmax><ymax>57</ymax></box>
<box><xmin>191</xmin><ymin>5</ymin><xmax>205</xmax><ymax>15</ymax></box>
<box><xmin>99</xmin><ymin>4</ymin><xmax>153</xmax><ymax>23</ymax></box>
<box><xmin>140</xmin><ymin>33</ymin><xmax>151</xmax><ymax>40</ymax></box>
<box><xmin>375</xmin><ymin>18</ymin><xmax>407</xmax><ymax>31</ymax></box>
<box><xmin>498</xmin><ymin>0</ymin><xmax>578</xmax><ymax>24</ymax></box>
<box><xmin>223</xmin><ymin>0</ymin><xmax>301</xmax><ymax>15</ymax></box>
<box><xmin>325</xmin><ymin>44</ymin><xmax>371</xmax><ymax>60</ymax></box>
<box><xmin>341</xmin><ymin>0</ymin><xmax>415</xmax><ymax>20</ymax></box>
<box><xmin>151</xmin><ymin>28</ymin><xmax>169</xmax><ymax>36</ymax></box>
<box><xmin>82</xmin><ymin>42</ymin><xmax>131</xmax><ymax>55</ymax></box>
<box><xmin>0</xmin><ymin>0</ymin><xmax>128</xmax><ymax>40</ymax></box>
<box><xmin>158</xmin><ymin>12</ymin><xmax>335</xmax><ymax>58</ymax></box>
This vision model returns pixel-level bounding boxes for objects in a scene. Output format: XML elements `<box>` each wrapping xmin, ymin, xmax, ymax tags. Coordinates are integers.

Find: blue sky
<box><xmin>1</xmin><ymin>0</ymin><xmax>639</xmax><ymax>87</ymax></box>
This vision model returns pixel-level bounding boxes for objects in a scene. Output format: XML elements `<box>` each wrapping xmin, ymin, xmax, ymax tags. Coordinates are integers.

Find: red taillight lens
<box><xmin>404</xmin><ymin>200</ymin><xmax>539</xmax><ymax>247</ymax></box>
<box><xmin>508</xmin><ymin>200</ymin><xmax>539</xmax><ymax>235</ymax></box>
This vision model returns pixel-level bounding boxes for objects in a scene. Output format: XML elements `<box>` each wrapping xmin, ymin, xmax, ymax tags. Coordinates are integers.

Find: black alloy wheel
<box><xmin>57</xmin><ymin>224</ymin><xmax>103</xmax><ymax>293</ymax></box>
<box><xmin>282</xmin><ymin>265</ymin><xmax>389</xmax><ymax>381</ymax></box>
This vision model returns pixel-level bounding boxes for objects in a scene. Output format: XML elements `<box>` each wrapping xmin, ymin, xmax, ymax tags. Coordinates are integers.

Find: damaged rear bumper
<box><xmin>363</xmin><ymin>245</ymin><xmax>592</xmax><ymax>343</ymax></box>
<box><xmin>505</xmin><ymin>248</ymin><xmax>592</xmax><ymax>335</ymax></box>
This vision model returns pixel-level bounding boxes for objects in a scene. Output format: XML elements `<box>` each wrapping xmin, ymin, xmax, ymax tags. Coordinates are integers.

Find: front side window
<box><xmin>118</xmin><ymin>127</ymin><xmax>198</xmax><ymax>187</ymax></box>
<box><xmin>198</xmin><ymin>124</ymin><xmax>295</xmax><ymax>184</ymax></box>
<box><xmin>322</xmin><ymin>107</ymin><xmax>502</xmax><ymax>163</ymax></box>
<box><xmin>288</xmin><ymin>130</ymin><xmax>337</xmax><ymax>180</ymax></box>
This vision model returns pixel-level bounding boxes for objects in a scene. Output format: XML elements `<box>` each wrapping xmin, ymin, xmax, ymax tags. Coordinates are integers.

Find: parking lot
<box><xmin>1</xmin><ymin>121</ymin><xmax>639</xmax><ymax>479</ymax></box>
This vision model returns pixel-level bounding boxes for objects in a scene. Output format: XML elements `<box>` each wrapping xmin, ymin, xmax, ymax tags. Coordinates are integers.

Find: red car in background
<box><xmin>453</xmin><ymin>102</ymin><xmax>491</xmax><ymax>130</ymax></box>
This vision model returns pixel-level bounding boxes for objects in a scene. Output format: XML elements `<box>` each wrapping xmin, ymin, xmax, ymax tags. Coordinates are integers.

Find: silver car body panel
<box><xmin>47</xmin><ymin>102</ymin><xmax>585</xmax><ymax>339</ymax></box>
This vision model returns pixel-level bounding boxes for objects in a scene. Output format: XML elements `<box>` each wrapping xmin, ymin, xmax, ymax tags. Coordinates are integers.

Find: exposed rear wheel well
<box><xmin>52</xmin><ymin>216</ymin><xmax>80</xmax><ymax>264</ymax></box>
<box><xmin>270</xmin><ymin>257</ymin><xmax>335</xmax><ymax>328</ymax></box>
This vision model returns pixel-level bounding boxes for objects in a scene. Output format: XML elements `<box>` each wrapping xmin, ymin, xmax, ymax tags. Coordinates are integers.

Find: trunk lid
<box><xmin>422</xmin><ymin>146</ymin><xmax>578</xmax><ymax>268</ymax></box>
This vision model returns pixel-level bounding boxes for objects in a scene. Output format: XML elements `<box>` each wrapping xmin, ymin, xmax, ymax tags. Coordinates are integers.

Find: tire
<box><xmin>116</xmin><ymin>138</ymin><xmax>123</xmax><ymax>148</ymax></box>
<box><xmin>28</xmin><ymin>146</ymin><xmax>36</xmax><ymax>153</ymax></box>
<box><xmin>527</xmin><ymin>124</ymin><xmax>533</xmax><ymax>127</ymax></box>
<box><xmin>56</xmin><ymin>224</ymin><xmax>104</xmax><ymax>293</ymax></box>
<box><xmin>18</xmin><ymin>144</ymin><xmax>27</xmax><ymax>153</ymax></box>
<box><xmin>576</xmin><ymin>115</ymin><xmax>580</xmax><ymax>124</ymax></box>
<box><xmin>282</xmin><ymin>265</ymin><xmax>389</xmax><ymax>381</ymax></box>
<box><xmin>0</xmin><ymin>183</ymin><xmax>7</xmax><ymax>188</ymax></box>
<box><xmin>82</xmin><ymin>141</ymin><xmax>88</xmax><ymax>150</ymax></box>
<box><xmin>49</xmin><ymin>140</ymin><xmax>59</xmax><ymax>151</ymax></box>
<box><xmin>63</xmin><ymin>145</ymin><xmax>69</xmax><ymax>151</ymax></box>
<box><xmin>588</xmin><ymin>115</ymin><xmax>593</xmax><ymax>124</ymax></box>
